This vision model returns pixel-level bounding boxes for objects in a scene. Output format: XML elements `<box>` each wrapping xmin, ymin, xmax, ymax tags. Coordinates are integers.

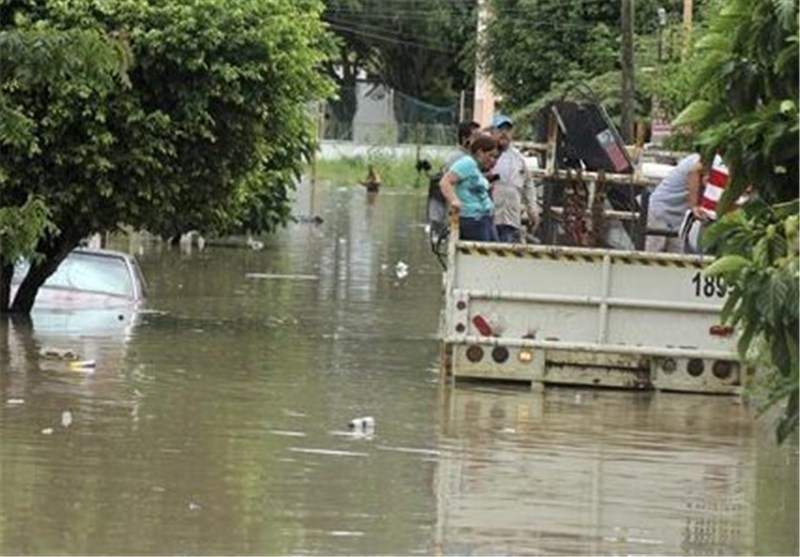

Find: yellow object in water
<box><xmin>67</xmin><ymin>360</ymin><xmax>96</xmax><ymax>372</ymax></box>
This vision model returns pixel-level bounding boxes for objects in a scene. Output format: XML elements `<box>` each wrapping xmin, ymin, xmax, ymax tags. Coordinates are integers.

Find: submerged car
<box><xmin>9</xmin><ymin>248</ymin><xmax>147</xmax><ymax>343</ymax></box>
<box><xmin>7</xmin><ymin>248</ymin><xmax>148</xmax><ymax>373</ymax></box>
<box><xmin>12</xmin><ymin>248</ymin><xmax>147</xmax><ymax>310</ymax></box>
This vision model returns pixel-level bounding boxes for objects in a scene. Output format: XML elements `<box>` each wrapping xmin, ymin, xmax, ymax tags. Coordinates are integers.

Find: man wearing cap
<box><xmin>489</xmin><ymin>114</ymin><xmax>540</xmax><ymax>243</ymax></box>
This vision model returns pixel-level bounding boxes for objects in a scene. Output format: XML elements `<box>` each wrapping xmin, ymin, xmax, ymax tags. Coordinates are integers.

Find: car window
<box><xmin>14</xmin><ymin>252</ymin><xmax>135</xmax><ymax>298</ymax></box>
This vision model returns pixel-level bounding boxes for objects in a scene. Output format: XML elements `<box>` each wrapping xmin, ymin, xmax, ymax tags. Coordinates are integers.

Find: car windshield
<box><xmin>15</xmin><ymin>252</ymin><xmax>135</xmax><ymax>298</ymax></box>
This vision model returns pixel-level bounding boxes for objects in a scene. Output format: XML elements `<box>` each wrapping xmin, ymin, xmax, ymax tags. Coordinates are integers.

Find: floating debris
<box><xmin>394</xmin><ymin>261</ymin><xmax>409</xmax><ymax>279</ymax></box>
<box><xmin>348</xmin><ymin>416</ymin><xmax>375</xmax><ymax>430</ymax></box>
<box><xmin>246</xmin><ymin>237</ymin><xmax>265</xmax><ymax>250</ymax></box>
<box><xmin>329</xmin><ymin>531</ymin><xmax>365</xmax><ymax>537</ymax></box>
<box><xmin>61</xmin><ymin>411</ymin><xmax>73</xmax><ymax>428</ymax></box>
<box><xmin>67</xmin><ymin>360</ymin><xmax>96</xmax><ymax>373</ymax></box>
<box><xmin>41</xmin><ymin>427</ymin><xmax>54</xmax><ymax>435</ymax></box>
<box><xmin>40</xmin><ymin>347</ymin><xmax>78</xmax><ymax>361</ymax></box>
<box><xmin>6</xmin><ymin>398</ymin><xmax>24</xmax><ymax>406</ymax></box>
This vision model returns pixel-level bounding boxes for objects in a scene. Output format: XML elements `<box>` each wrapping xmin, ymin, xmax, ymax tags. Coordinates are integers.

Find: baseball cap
<box><xmin>491</xmin><ymin>114</ymin><xmax>514</xmax><ymax>129</ymax></box>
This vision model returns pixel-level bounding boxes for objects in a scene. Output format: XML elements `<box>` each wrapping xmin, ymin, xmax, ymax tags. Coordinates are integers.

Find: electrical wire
<box><xmin>324</xmin><ymin>0</ymin><xmax>620</xmax><ymax>54</ymax></box>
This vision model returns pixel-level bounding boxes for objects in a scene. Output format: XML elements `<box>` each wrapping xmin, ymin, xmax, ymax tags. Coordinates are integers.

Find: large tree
<box><xmin>321</xmin><ymin>0</ymin><xmax>375</xmax><ymax>139</ymax></box>
<box><xmin>322</xmin><ymin>0</ymin><xmax>477</xmax><ymax>136</ymax></box>
<box><xmin>1</xmin><ymin>0</ymin><xmax>333</xmax><ymax>314</ymax></box>
<box><xmin>482</xmin><ymin>0</ymin><xmax>713</xmax><ymax>112</ymax></box>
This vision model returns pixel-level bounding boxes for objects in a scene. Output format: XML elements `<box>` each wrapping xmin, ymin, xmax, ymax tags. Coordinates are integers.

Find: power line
<box><xmin>325</xmin><ymin>0</ymin><xmax>616</xmax><ymax>19</ymax></box>
<box><xmin>325</xmin><ymin>22</ymin><xmax>459</xmax><ymax>53</ymax></box>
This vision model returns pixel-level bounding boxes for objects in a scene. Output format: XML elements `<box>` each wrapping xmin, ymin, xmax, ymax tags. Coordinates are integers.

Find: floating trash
<box><xmin>348</xmin><ymin>416</ymin><xmax>375</xmax><ymax>430</ymax></box>
<box><xmin>394</xmin><ymin>261</ymin><xmax>409</xmax><ymax>279</ymax></box>
<box><xmin>246</xmin><ymin>237</ymin><xmax>264</xmax><ymax>250</ymax></box>
<box><xmin>61</xmin><ymin>411</ymin><xmax>73</xmax><ymax>428</ymax></box>
<box><xmin>40</xmin><ymin>347</ymin><xmax>78</xmax><ymax>360</ymax></box>
<box><xmin>41</xmin><ymin>427</ymin><xmax>54</xmax><ymax>435</ymax></box>
<box><xmin>67</xmin><ymin>360</ymin><xmax>96</xmax><ymax>373</ymax></box>
<box><xmin>329</xmin><ymin>531</ymin><xmax>365</xmax><ymax>537</ymax></box>
<box><xmin>6</xmin><ymin>398</ymin><xmax>24</xmax><ymax>405</ymax></box>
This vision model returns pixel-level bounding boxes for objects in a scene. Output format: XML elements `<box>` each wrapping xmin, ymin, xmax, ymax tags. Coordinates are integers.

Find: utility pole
<box><xmin>620</xmin><ymin>0</ymin><xmax>635</xmax><ymax>143</ymax></box>
<box><xmin>682</xmin><ymin>0</ymin><xmax>693</xmax><ymax>58</ymax></box>
<box><xmin>473</xmin><ymin>0</ymin><xmax>495</xmax><ymax>127</ymax></box>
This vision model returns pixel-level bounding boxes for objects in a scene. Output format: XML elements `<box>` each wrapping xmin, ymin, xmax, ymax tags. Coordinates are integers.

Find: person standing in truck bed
<box><xmin>645</xmin><ymin>153</ymin><xmax>707</xmax><ymax>253</ymax></box>
<box><xmin>489</xmin><ymin>114</ymin><xmax>540</xmax><ymax>243</ymax></box>
<box><xmin>439</xmin><ymin>133</ymin><xmax>500</xmax><ymax>242</ymax></box>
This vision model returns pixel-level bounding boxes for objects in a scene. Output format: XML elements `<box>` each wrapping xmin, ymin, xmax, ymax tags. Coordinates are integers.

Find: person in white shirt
<box><xmin>645</xmin><ymin>153</ymin><xmax>706</xmax><ymax>253</ymax></box>
<box><xmin>489</xmin><ymin>115</ymin><xmax>540</xmax><ymax>243</ymax></box>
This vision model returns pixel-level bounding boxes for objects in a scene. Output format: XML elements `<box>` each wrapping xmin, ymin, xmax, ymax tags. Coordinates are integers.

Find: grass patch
<box><xmin>306</xmin><ymin>152</ymin><xmax>445</xmax><ymax>190</ymax></box>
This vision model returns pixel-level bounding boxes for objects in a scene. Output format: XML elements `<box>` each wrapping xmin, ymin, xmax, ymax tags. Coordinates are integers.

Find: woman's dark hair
<box><xmin>469</xmin><ymin>133</ymin><xmax>498</xmax><ymax>154</ymax></box>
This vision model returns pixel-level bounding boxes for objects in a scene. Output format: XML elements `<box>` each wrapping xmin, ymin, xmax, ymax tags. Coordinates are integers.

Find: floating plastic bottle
<box><xmin>348</xmin><ymin>416</ymin><xmax>375</xmax><ymax>430</ymax></box>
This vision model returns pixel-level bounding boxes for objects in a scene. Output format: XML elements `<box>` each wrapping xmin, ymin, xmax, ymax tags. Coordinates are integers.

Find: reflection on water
<box><xmin>434</xmin><ymin>386</ymin><xmax>771</xmax><ymax>555</ymax></box>
<box><xmin>1</xmin><ymin>181</ymin><xmax>797</xmax><ymax>555</ymax></box>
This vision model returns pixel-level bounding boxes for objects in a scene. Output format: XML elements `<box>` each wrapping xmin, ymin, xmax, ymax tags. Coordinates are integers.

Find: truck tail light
<box><xmin>472</xmin><ymin>314</ymin><xmax>493</xmax><ymax>336</ymax></box>
<box><xmin>709</xmin><ymin>325</ymin><xmax>734</xmax><ymax>337</ymax></box>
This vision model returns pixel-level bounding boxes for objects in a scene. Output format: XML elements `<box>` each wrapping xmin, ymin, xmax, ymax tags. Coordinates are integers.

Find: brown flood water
<box><xmin>1</xmin><ymin>180</ymin><xmax>797</xmax><ymax>555</ymax></box>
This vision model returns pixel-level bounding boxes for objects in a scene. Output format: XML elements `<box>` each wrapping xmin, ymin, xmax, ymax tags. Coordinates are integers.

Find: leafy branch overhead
<box><xmin>0</xmin><ymin>0</ymin><xmax>335</xmax><ymax>314</ymax></box>
<box><xmin>692</xmin><ymin>0</ymin><xmax>798</xmax><ymax>442</ymax></box>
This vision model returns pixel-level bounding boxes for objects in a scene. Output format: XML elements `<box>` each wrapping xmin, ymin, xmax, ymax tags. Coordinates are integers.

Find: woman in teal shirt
<box><xmin>438</xmin><ymin>134</ymin><xmax>499</xmax><ymax>242</ymax></box>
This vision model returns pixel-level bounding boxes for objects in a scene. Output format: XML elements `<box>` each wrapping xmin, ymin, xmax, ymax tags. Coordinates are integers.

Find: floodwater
<box><xmin>1</xmin><ymin>180</ymin><xmax>797</xmax><ymax>556</ymax></box>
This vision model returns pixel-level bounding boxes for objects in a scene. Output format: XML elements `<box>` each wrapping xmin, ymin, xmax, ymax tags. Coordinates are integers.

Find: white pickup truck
<box><xmin>438</xmin><ymin>212</ymin><xmax>746</xmax><ymax>395</ymax></box>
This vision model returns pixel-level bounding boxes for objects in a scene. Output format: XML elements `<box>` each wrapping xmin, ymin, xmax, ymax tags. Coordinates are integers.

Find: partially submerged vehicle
<box><xmin>9</xmin><ymin>248</ymin><xmax>146</xmax><ymax>344</ymax></box>
<box><xmin>432</xmin><ymin>92</ymin><xmax>746</xmax><ymax>395</ymax></box>
<box><xmin>12</xmin><ymin>248</ymin><xmax>147</xmax><ymax>310</ymax></box>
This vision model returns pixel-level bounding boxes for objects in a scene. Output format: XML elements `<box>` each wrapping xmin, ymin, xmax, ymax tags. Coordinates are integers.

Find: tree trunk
<box><xmin>0</xmin><ymin>262</ymin><xmax>12</xmax><ymax>312</ymax></box>
<box><xmin>327</xmin><ymin>84</ymin><xmax>358</xmax><ymax>140</ymax></box>
<box><xmin>9</xmin><ymin>234</ymin><xmax>80</xmax><ymax>314</ymax></box>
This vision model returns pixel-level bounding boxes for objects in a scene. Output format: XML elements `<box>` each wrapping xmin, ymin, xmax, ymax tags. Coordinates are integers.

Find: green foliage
<box><xmin>0</xmin><ymin>24</ymin><xmax>131</xmax><ymax>162</ymax></box>
<box><xmin>483</xmin><ymin>0</ymin><xmax>614</xmax><ymax>109</ymax></box>
<box><xmin>0</xmin><ymin>195</ymin><xmax>57</xmax><ymax>265</ymax></box>
<box><xmin>1</xmin><ymin>0</ymin><xmax>334</xmax><ymax>313</ymax></box>
<box><xmin>685</xmin><ymin>0</ymin><xmax>799</xmax><ymax>443</ymax></box>
<box><xmin>483</xmin><ymin>0</ymin><xmax>716</xmax><ymax>115</ymax></box>
<box><xmin>704</xmin><ymin>201</ymin><xmax>799</xmax><ymax>442</ymax></box>
<box><xmin>672</xmin><ymin>0</ymin><xmax>798</xmax><ymax>207</ymax></box>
